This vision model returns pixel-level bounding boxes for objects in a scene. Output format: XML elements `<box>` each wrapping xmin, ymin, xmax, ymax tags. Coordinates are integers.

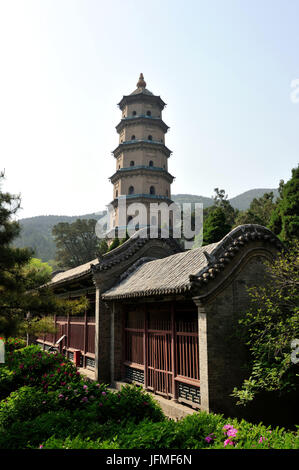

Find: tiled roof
<box><xmin>47</xmin><ymin>228</ymin><xmax>182</xmax><ymax>287</ymax></box>
<box><xmin>49</xmin><ymin>258</ymin><xmax>98</xmax><ymax>286</ymax></box>
<box><xmin>102</xmin><ymin>224</ymin><xmax>283</xmax><ymax>300</ymax></box>
<box><xmin>102</xmin><ymin>243</ymin><xmax>218</xmax><ymax>299</ymax></box>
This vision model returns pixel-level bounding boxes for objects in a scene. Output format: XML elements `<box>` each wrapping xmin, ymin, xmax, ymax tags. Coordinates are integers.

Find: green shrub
<box><xmin>0</xmin><ymin>367</ymin><xmax>20</xmax><ymax>400</ymax></box>
<box><xmin>4</xmin><ymin>345</ymin><xmax>82</xmax><ymax>391</ymax></box>
<box><xmin>116</xmin><ymin>419</ymin><xmax>180</xmax><ymax>449</ymax></box>
<box><xmin>54</xmin><ymin>380</ymin><xmax>108</xmax><ymax>410</ymax></box>
<box><xmin>0</xmin><ymin>386</ymin><xmax>56</xmax><ymax>428</ymax></box>
<box><xmin>3</xmin><ymin>338</ymin><xmax>26</xmax><ymax>353</ymax></box>
<box><xmin>89</xmin><ymin>384</ymin><xmax>165</xmax><ymax>424</ymax></box>
<box><xmin>41</xmin><ymin>435</ymin><xmax>119</xmax><ymax>449</ymax></box>
<box><xmin>0</xmin><ymin>409</ymin><xmax>124</xmax><ymax>449</ymax></box>
<box><xmin>0</xmin><ymin>410</ymin><xmax>75</xmax><ymax>449</ymax></box>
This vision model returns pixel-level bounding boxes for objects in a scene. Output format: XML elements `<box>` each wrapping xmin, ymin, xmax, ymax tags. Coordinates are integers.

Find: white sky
<box><xmin>0</xmin><ymin>0</ymin><xmax>298</xmax><ymax>219</ymax></box>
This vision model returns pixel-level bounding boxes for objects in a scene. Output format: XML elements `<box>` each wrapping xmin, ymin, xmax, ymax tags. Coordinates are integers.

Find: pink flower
<box><xmin>39</xmin><ymin>445</ymin><xmax>43</xmax><ymax>449</ymax></box>
<box><xmin>99</xmin><ymin>402</ymin><xmax>103</xmax><ymax>407</ymax></box>
<box><xmin>82</xmin><ymin>397</ymin><xmax>88</xmax><ymax>402</ymax></box>
<box><xmin>83</xmin><ymin>385</ymin><xmax>88</xmax><ymax>390</ymax></box>
<box><xmin>227</xmin><ymin>428</ymin><xmax>238</xmax><ymax>438</ymax></box>
<box><xmin>223</xmin><ymin>424</ymin><xmax>234</xmax><ymax>431</ymax></box>
<box><xmin>258</xmin><ymin>436</ymin><xmax>267</xmax><ymax>444</ymax></box>
<box><xmin>58</xmin><ymin>394</ymin><xmax>64</xmax><ymax>399</ymax></box>
<box><xmin>101</xmin><ymin>391</ymin><xmax>106</xmax><ymax>396</ymax></box>
<box><xmin>205</xmin><ymin>436</ymin><xmax>213</xmax><ymax>443</ymax></box>
<box><xmin>224</xmin><ymin>438</ymin><xmax>234</xmax><ymax>447</ymax></box>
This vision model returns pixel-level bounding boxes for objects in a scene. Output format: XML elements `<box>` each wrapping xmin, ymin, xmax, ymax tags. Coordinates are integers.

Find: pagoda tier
<box><xmin>109</xmin><ymin>74</ymin><xmax>174</xmax><ymax>230</ymax></box>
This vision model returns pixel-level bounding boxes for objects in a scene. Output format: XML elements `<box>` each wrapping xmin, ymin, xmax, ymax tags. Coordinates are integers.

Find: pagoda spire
<box><xmin>136</xmin><ymin>73</ymin><xmax>146</xmax><ymax>89</ymax></box>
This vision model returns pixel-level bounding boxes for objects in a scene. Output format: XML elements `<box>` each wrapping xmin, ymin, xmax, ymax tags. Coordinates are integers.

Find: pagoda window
<box><xmin>149</xmin><ymin>160</ymin><xmax>154</xmax><ymax>167</ymax></box>
<box><xmin>130</xmin><ymin>161</ymin><xmax>134</xmax><ymax>166</ymax></box>
<box><xmin>129</xmin><ymin>186</ymin><xmax>134</xmax><ymax>195</ymax></box>
<box><xmin>131</xmin><ymin>135</ymin><xmax>136</xmax><ymax>140</ymax></box>
<box><xmin>127</xmin><ymin>215</ymin><xmax>133</xmax><ymax>224</ymax></box>
<box><xmin>148</xmin><ymin>135</ymin><xmax>152</xmax><ymax>141</ymax></box>
<box><xmin>115</xmin><ymin>190</ymin><xmax>118</xmax><ymax>197</ymax></box>
<box><xmin>146</xmin><ymin>110</ymin><xmax>151</xmax><ymax>116</ymax></box>
<box><xmin>150</xmin><ymin>186</ymin><xmax>155</xmax><ymax>195</ymax></box>
<box><xmin>132</xmin><ymin>111</ymin><xmax>136</xmax><ymax>116</ymax></box>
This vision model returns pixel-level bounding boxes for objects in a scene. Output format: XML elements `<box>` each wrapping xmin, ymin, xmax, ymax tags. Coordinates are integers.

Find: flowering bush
<box><xmin>88</xmin><ymin>384</ymin><xmax>165</xmax><ymax>424</ymax></box>
<box><xmin>0</xmin><ymin>386</ymin><xmax>56</xmax><ymax>428</ymax></box>
<box><xmin>4</xmin><ymin>345</ymin><xmax>82</xmax><ymax>392</ymax></box>
<box><xmin>54</xmin><ymin>381</ymin><xmax>108</xmax><ymax>410</ymax></box>
<box><xmin>0</xmin><ymin>344</ymin><xmax>298</xmax><ymax>450</ymax></box>
<box><xmin>1</xmin><ymin>337</ymin><xmax>26</xmax><ymax>353</ymax></box>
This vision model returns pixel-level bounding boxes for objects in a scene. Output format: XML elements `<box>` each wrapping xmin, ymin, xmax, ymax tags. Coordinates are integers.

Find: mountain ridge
<box><xmin>14</xmin><ymin>188</ymin><xmax>278</xmax><ymax>262</ymax></box>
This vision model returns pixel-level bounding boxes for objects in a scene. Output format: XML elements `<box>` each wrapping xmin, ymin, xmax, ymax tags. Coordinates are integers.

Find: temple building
<box><xmin>36</xmin><ymin>75</ymin><xmax>285</xmax><ymax>420</ymax></box>
<box><xmin>109</xmin><ymin>74</ymin><xmax>174</xmax><ymax>232</ymax></box>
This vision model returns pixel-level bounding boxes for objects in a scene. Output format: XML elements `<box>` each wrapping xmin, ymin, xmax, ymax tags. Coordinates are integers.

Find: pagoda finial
<box><xmin>137</xmin><ymin>73</ymin><xmax>146</xmax><ymax>89</ymax></box>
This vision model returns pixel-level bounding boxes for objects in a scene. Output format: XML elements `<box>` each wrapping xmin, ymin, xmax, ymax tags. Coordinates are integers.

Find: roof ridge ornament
<box><xmin>137</xmin><ymin>73</ymin><xmax>146</xmax><ymax>89</ymax></box>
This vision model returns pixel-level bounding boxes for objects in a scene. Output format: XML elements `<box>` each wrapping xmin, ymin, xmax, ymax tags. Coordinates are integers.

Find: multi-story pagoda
<box><xmin>109</xmin><ymin>73</ymin><xmax>174</xmax><ymax>233</ymax></box>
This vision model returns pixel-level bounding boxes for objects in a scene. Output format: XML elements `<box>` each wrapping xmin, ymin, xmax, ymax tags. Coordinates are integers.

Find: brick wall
<box><xmin>204</xmin><ymin>253</ymin><xmax>274</xmax><ymax>418</ymax></box>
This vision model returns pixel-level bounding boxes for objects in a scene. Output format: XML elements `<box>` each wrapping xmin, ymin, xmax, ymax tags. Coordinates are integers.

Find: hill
<box><xmin>14</xmin><ymin>189</ymin><xmax>278</xmax><ymax>263</ymax></box>
<box><xmin>229</xmin><ymin>188</ymin><xmax>279</xmax><ymax>211</ymax></box>
<box><xmin>14</xmin><ymin>212</ymin><xmax>105</xmax><ymax>263</ymax></box>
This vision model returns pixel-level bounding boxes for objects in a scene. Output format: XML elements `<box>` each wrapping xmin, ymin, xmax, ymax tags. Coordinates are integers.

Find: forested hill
<box><xmin>172</xmin><ymin>188</ymin><xmax>279</xmax><ymax>210</ymax></box>
<box><xmin>14</xmin><ymin>212</ymin><xmax>106</xmax><ymax>264</ymax></box>
<box><xmin>14</xmin><ymin>189</ymin><xmax>278</xmax><ymax>263</ymax></box>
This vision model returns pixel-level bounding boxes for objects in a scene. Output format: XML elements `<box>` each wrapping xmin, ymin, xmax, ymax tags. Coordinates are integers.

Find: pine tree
<box><xmin>202</xmin><ymin>207</ymin><xmax>232</xmax><ymax>245</ymax></box>
<box><xmin>0</xmin><ymin>172</ymin><xmax>87</xmax><ymax>339</ymax></box>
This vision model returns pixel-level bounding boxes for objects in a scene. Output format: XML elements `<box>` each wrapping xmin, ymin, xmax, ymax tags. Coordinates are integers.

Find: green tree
<box><xmin>52</xmin><ymin>219</ymin><xmax>100</xmax><ymax>269</ymax></box>
<box><xmin>268</xmin><ymin>166</ymin><xmax>299</xmax><ymax>242</ymax></box>
<box><xmin>234</xmin><ymin>192</ymin><xmax>277</xmax><ymax>227</ymax></box>
<box><xmin>212</xmin><ymin>188</ymin><xmax>238</xmax><ymax>226</ymax></box>
<box><xmin>0</xmin><ymin>172</ymin><xmax>87</xmax><ymax>340</ymax></box>
<box><xmin>98</xmin><ymin>239</ymin><xmax>109</xmax><ymax>256</ymax></box>
<box><xmin>202</xmin><ymin>207</ymin><xmax>232</xmax><ymax>245</ymax></box>
<box><xmin>108</xmin><ymin>237</ymin><xmax>120</xmax><ymax>251</ymax></box>
<box><xmin>232</xmin><ymin>240</ymin><xmax>299</xmax><ymax>405</ymax></box>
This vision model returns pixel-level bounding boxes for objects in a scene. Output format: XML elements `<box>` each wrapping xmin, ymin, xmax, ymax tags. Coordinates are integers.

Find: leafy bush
<box><xmin>0</xmin><ymin>367</ymin><xmax>20</xmax><ymax>400</ymax></box>
<box><xmin>1</xmin><ymin>344</ymin><xmax>297</xmax><ymax>450</ymax></box>
<box><xmin>116</xmin><ymin>419</ymin><xmax>180</xmax><ymax>449</ymax></box>
<box><xmin>2</xmin><ymin>337</ymin><xmax>26</xmax><ymax>353</ymax></box>
<box><xmin>0</xmin><ymin>410</ymin><xmax>76</xmax><ymax>449</ymax></box>
<box><xmin>54</xmin><ymin>381</ymin><xmax>108</xmax><ymax>410</ymax></box>
<box><xmin>88</xmin><ymin>384</ymin><xmax>165</xmax><ymax>424</ymax></box>
<box><xmin>41</xmin><ymin>435</ymin><xmax>119</xmax><ymax>449</ymax></box>
<box><xmin>0</xmin><ymin>386</ymin><xmax>56</xmax><ymax>428</ymax></box>
<box><xmin>0</xmin><ymin>409</ymin><xmax>125</xmax><ymax>449</ymax></box>
<box><xmin>4</xmin><ymin>345</ymin><xmax>82</xmax><ymax>391</ymax></box>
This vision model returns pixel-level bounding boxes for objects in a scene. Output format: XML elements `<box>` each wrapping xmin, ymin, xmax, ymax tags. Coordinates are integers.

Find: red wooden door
<box><xmin>147</xmin><ymin>332</ymin><xmax>173</xmax><ymax>397</ymax></box>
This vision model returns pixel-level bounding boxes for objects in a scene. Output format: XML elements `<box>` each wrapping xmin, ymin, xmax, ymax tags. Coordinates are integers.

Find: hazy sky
<box><xmin>0</xmin><ymin>0</ymin><xmax>298</xmax><ymax>219</ymax></box>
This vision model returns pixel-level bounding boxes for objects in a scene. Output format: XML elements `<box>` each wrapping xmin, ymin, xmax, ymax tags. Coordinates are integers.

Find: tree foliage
<box><xmin>52</xmin><ymin>219</ymin><xmax>100</xmax><ymax>269</ymax></box>
<box><xmin>202</xmin><ymin>207</ymin><xmax>232</xmax><ymax>245</ymax></box>
<box><xmin>0</xmin><ymin>172</ymin><xmax>87</xmax><ymax>339</ymax></box>
<box><xmin>234</xmin><ymin>192</ymin><xmax>277</xmax><ymax>227</ymax></box>
<box><xmin>268</xmin><ymin>165</ymin><xmax>299</xmax><ymax>242</ymax></box>
<box><xmin>232</xmin><ymin>240</ymin><xmax>299</xmax><ymax>405</ymax></box>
